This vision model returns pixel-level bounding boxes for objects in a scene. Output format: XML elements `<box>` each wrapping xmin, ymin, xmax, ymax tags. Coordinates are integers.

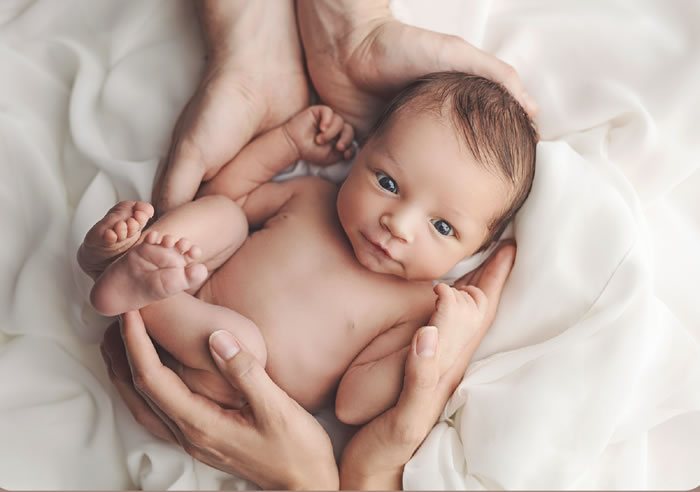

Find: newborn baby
<box><xmin>78</xmin><ymin>72</ymin><xmax>537</xmax><ymax>425</ymax></box>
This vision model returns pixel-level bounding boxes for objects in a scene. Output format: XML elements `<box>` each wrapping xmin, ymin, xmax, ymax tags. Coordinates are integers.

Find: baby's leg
<box><xmin>90</xmin><ymin>231</ymin><xmax>208</xmax><ymax>316</ymax></box>
<box><xmin>78</xmin><ymin>201</ymin><xmax>155</xmax><ymax>279</ymax></box>
<box><xmin>140</xmin><ymin>292</ymin><xmax>268</xmax><ymax>407</ymax></box>
<box><xmin>140</xmin><ymin>195</ymin><xmax>248</xmax><ymax>273</ymax></box>
<box><xmin>89</xmin><ymin>195</ymin><xmax>248</xmax><ymax>316</ymax></box>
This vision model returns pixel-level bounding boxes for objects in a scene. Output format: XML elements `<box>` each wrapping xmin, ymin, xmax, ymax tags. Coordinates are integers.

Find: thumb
<box><xmin>208</xmin><ymin>330</ymin><xmax>278</xmax><ymax>410</ymax></box>
<box><xmin>393</xmin><ymin>326</ymin><xmax>442</xmax><ymax>430</ymax></box>
<box><xmin>152</xmin><ymin>153</ymin><xmax>206</xmax><ymax>216</ymax></box>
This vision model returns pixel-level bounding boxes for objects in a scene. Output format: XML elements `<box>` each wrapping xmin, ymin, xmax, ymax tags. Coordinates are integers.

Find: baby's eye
<box><xmin>431</xmin><ymin>219</ymin><xmax>454</xmax><ymax>236</ymax></box>
<box><xmin>376</xmin><ymin>172</ymin><xmax>398</xmax><ymax>194</ymax></box>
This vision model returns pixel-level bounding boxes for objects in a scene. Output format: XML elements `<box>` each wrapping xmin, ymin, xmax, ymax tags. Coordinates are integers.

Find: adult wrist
<box><xmin>298</xmin><ymin>0</ymin><xmax>392</xmax><ymax>53</ymax></box>
<box><xmin>310</xmin><ymin>0</ymin><xmax>392</xmax><ymax>27</ymax></box>
<box><xmin>286</xmin><ymin>464</ymin><xmax>339</xmax><ymax>491</ymax></box>
<box><xmin>339</xmin><ymin>466</ymin><xmax>403</xmax><ymax>491</ymax></box>
<box><xmin>196</xmin><ymin>0</ymin><xmax>299</xmax><ymax>65</ymax></box>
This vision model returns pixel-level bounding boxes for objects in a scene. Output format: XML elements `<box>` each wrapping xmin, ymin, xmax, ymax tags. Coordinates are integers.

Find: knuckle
<box><xmin>181</xmin><ymin>440</ymin><xmax>201</xmax><ymax>459</ymax></box>
<box><xmin>181</xmin><ymin>421</ymin><xmax>208</xmax><ymax>451</ymax></box>
<box><xmin>131</xmin><ymin>371</ymin><xmax>153</xmax><ymax>394</ymax></box>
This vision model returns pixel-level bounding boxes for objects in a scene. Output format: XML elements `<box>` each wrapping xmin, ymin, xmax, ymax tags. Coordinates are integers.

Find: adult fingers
<box><xmin>101</xmin><ymin>323</ymin><xmax>178</xmax><ymax>443</ymax></box>
<box><xmin>473</xmin><ymin>243</ymin><xmax>516</xmax><ymax>325</ymax></box>
<box><xmin>102</xmin><ymin>320</ymin><xmax>132</xmax><ymax>382</ymax></box>
<box><xmin>419</xmin><ymin>27</ymin><xmax>539</xmax><ymax>117</ymax></box>
<box><xmin>152</xmin><ymin>147</ymin><xmax>206</xmax><ymax>216</ymax></box>
<box><xmin>391</xmin><ymin>326</ymin><xmax>443</xmax><ymax>446</ymax></box>
<box><xmin>119</xmin><ymin>311</ymin><xmax>225</xmax><ymax>429</ymax></box>
<box><xmin>209</xmin><ymin>330</ymin><xmax>286</xmax><ymax>417</ymax></box>
<box><xmin>337</xmin><ymin>123</ymin><xmax>355</xmax><ymax>153</ymax></box>
<box><xmin>109</xmin><ymin>364</ymin><xmax>178</xmax><ymax>443</ymax></box>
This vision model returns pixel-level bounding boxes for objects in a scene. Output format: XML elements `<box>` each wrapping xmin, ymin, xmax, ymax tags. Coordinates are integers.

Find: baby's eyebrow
<box><xmin>439</xmin><ymin>205</ymin><xmax>479</xmax><ymax>235</ymax></box>
<box><xmin>379</xmin><ymin>148</ymin><xmax>403</xmax><ymax>172</ymax></box>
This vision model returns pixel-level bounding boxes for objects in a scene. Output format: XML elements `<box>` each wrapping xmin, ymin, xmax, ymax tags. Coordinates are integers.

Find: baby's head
<box><xmin>337</xmin><ymin>71</ymin><xmax>537</xmax><ymax>281</ymax></box>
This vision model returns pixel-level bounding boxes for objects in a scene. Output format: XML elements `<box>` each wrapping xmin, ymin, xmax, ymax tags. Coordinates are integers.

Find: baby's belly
<box><xmin>197</xmin><ymin>237</ymin><xmax>372</xmax><ymax>410</ymax></box>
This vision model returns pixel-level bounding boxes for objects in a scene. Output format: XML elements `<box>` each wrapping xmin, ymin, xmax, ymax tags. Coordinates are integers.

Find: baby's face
<box><xmin>337</xmin><ymin>112</ymin><xmax>510</xmax><ymax>281</ymax></box>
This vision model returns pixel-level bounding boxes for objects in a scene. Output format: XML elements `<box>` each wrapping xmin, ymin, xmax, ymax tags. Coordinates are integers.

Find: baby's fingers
<box><xmin>433</xmin><ymin>282</ymin><xmax>455</xmax><ymax>301</ymax></box>
<box><xmin>316</xmin><ymin>113</ymin><xmax>345</xmax><ymax>145</ymax></box>
<box><xmin>455</xmin><ymin>284</ymin><xmax>488</xmax><ymax>313</ymax></box>
<box><xmin>336</xmin><ymin>123</ymin><xmax>356</xmax><ymax>159</ymax></box>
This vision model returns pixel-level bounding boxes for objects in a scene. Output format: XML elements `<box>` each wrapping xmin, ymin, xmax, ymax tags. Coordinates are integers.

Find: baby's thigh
<box><xmin>140</xmin><ymin>292</ymin><xmax>268</xmax><ymax>377</ymax></box>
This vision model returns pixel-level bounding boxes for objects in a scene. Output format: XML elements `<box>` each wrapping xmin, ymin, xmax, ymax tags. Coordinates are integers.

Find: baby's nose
<box><xmin>380</xmin><ymin>213</ymin><xmax>413</xmax><ymax>243</ymax></box>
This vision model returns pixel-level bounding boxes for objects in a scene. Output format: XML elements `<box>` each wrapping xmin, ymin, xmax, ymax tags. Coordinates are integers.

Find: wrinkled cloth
<box><xmin>0</xmin><ymin>0</ymin><xmax>698</xmax><ymax>489</ymax></box>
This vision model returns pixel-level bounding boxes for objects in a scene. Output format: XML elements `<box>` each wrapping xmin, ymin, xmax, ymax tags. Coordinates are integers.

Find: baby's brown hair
<box><xmin>369</xmin><ymin>71</ymin><xmax>538</xmax><ymax>250</ymax></box>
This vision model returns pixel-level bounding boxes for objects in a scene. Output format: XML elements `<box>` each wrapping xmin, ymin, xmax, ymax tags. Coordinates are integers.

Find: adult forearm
<box><xmin>340</xmin><ymin>469</ymin><xmax>402</xmax><ymax>491</ymax></box>
<box><xmin>296</xmin><ymin>0</ymin><xmax>391</xmax><ymax>60</ymax></box>
<box><xmin>196</xmin><ymin>0</ymin><xmax>298</xmax><ymax>63</ymax></box>
<box><xmin>340</xmin><ymin>421</ymin><xmax>410</xmax><ymax>491</ymax></box>
<box><xmin>297</xmin><ymin>0</ymin><xmax>391</xmax><ymax>39</ymax></box>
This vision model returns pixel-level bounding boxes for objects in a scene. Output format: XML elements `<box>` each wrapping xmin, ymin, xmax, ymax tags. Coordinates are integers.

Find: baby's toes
<box><xmin>102</xmin><ymin>228</ymin><xmax>118</xmax><ymax>244</ymax></box>
<box><xmin>143</xmin><ymin>230</ymin><xmax>160</xmax><ymax>245</ymax></box>
<box><xmin>184</xmin><ymin>263</ymin><xmax>207</xmax><ymax>286</ymax></box>
<box><xmin>126</xmin><ymin>217</ymin><xmax>142</xmax><ymax>237</ymax></box>
<box><xmin>112</xmin><ymin>220</ymin><xmax>129</xmax><ymax>241</ymax></box>
<box><xmin>184</xmin><ymin>246</ymin><xmax>202</xmax><ymax>262</ymax></box>
<box><xmin>133</xmin><ymin>201</ymin><xmax>154</xmax><ymax>218</ymax></box>
<box><xmin>185</xmin><ymin>245</ymin><xmax>202</xmax><ymax>262</ymax></box>
<box><xmin>174</xmin><ymin>238</ymin><xmax>202</xmax><ymax>260</ymax></box>
<box><xmin>174</xmin><ymin>238</ymin><xmax>192</xmax><ymax>254</ymax></box>
<box><xmin>160</xmin><ymin>234</ymin><xmax>178</xmax><ymax>249</ymax></box>
<box><xmin>133</xmin><ymin>210</ymin><xmax>152</xmax><ymax>227</ymax></box>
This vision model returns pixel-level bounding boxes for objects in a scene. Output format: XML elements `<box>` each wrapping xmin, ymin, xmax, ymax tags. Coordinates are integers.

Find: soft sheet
<box><xmin>1</xmin><ymin>0</ymin><xmax>699</xmax><ymax>489</ymax></box>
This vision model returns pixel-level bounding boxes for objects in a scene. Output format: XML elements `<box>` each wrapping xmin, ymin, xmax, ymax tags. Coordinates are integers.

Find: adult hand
<box><xmin>101</xmin><ymin>242</ymin><xmax>515</xmax><ymax>490</ymax></box>
<box><xmin>101</xmin><ymin>312</ymin><xmax>338</xmax><ymax>490</ymax></box>
<box><xmin>153</xmin><ymin>0</ymin><xmax>309</xmax><ymax>215</ymax></box>
<box><xmin>297</xmin><ymin>0</ymin><xmax>538</xmax><ymax>139</ymax></box>
<box><xmin>340</xmin><ymin>242</ymin><xmax>516</xmax><ymax>489</ymax></box>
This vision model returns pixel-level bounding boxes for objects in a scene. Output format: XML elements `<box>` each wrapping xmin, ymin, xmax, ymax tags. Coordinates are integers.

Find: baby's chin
<box><xmin>355</xmin><ymin>253</ymin><xmax>441</xmax><ymax>282</ymax></box>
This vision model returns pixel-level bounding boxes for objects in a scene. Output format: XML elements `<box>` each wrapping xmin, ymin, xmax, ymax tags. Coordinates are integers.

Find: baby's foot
<box><xmin>78</xmin><ymin>201</ymin><xmax>154</xmax><ymax>279</ymax></box>
<box><xmin>90</xmin><ymin>231</ymin><xmax>208</xmax><ymax>316</ymax></box>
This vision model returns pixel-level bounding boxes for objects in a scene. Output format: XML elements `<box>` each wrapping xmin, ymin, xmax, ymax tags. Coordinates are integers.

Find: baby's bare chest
<box><xmin>198</xmin><ymin>195</ymin><xmax>434</xmax><ymax>395</ymax></box>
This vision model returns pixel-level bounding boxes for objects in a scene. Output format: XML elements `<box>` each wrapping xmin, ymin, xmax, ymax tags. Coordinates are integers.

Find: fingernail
<box><xmin>209</xmin><ymin>330</ymin><xmax>240</xmax><ymax>361</ymax></box>
<box><xmin>417</xmin><ymin>326</ymin><xmax>438</xmax><ymax>358</ymax></box>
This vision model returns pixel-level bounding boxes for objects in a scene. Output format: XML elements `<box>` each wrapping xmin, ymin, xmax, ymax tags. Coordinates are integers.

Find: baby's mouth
<box><xmin>362</xmin><ymin>232</ymin><xmax>395</xmax><ymax>261</ymax></box>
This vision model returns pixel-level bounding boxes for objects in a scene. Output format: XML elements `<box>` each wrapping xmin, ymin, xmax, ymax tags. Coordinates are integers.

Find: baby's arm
<box><xmin>335</xmin><ymin>322</ymin><xmax>415</xmax><ymax>426</ymax></box>
<box><xmin>336</xmin><ymin>283</ymin><xmax>486</xmax><ymax>426</ymax></box>
<box><xmin>199</xmin><ymin>105</ymin><xmax>354</xmax><ymax>204</ymax></box>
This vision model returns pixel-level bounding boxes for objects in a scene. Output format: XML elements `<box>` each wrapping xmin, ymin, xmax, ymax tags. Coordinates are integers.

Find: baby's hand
<box><xmin>427</xmin><ymin>282</ymin><xmax>488</xmax><ymax>375</ymax></box>
<box><xmin>283</xmin><ymin>105</ymin><xmax>355</xmax><ymax>165</ymax></box>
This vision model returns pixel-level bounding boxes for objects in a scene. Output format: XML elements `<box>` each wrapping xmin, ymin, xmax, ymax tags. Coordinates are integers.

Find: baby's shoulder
<box><xmin>284</xmin><ymin>176</ymin><xmax>339</xmax><ymax>211</ymax></box>
<box><xmin>380</xmin><ymin>280</ymin><xmax>437</xmax><ymax>329</ymax></box>
<box><xmin>288</xmin><ymin>175</ymin><xmax>337</xmax><ymax>195</ymax></box>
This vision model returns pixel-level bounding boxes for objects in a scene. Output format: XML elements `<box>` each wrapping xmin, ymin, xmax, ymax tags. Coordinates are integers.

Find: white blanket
<box><xmin>1</xmin><ymin>0</ymin><xmax>699</xmax><ymax>489</ymax></box>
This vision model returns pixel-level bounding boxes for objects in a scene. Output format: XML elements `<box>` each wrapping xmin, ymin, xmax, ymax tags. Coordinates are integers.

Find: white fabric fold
<box><xmin>1</xmin><ymin>0</ymin><xmax>698</xmax><ymax>489</ymax></box>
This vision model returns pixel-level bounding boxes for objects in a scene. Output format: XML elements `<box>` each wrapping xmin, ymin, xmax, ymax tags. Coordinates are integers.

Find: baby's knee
<box><xmin>197</xmin><ymin>194</ymin><xmax>247</xmax><ymax>225</ymax></box>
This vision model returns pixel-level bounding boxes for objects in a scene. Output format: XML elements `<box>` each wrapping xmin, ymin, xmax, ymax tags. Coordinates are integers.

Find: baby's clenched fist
<box><xmin>283</xmin><ymin>105</ymin><xmax>355</xmax><ymax>165</ymax></box>
<box><xmin>427</xmin><ymin>282</ymin><xmax>489</xmax><ymax>375</ymax></box>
